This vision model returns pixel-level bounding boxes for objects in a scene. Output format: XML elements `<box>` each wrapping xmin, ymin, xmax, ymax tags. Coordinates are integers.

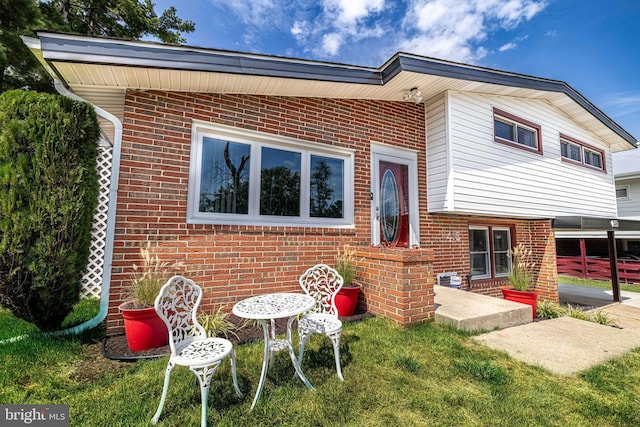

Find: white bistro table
<box><xmin>232</xmin><ymin>292</ymin><xmax>316</xmax><ymax>410</ymax></box>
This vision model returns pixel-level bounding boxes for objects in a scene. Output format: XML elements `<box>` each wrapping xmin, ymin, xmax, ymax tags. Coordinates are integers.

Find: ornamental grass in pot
<box><xmin>118</xmin><ymin>243</ymin><xmax>183</xmax><ymax>351</ymax></box>
<box><xmin>502</xmin><ymin>243</ymin><xmax>538</xmax><ymax>319</ymax></box>
<box><xmin>334</xmin><ymin>245</ymin><xmax>363</xmax><ymax>317</ymax></box>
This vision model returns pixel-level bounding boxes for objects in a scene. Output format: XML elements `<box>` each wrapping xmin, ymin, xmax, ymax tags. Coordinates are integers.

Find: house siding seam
<box><xmin>106</xmin><ymin>91</ymin><xmax>429</xmax><ymax>335</ymax></box>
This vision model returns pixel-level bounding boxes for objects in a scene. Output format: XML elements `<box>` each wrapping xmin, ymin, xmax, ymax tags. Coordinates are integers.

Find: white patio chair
<box><xmin>297</xmin><ymin>264</ymin><xmax>345</xmax><ymax>381</ymax></box>
<box><xmin>152</xmin><ymin>275</ymin><xmax>242</xmax><ymax>427</ymax></box>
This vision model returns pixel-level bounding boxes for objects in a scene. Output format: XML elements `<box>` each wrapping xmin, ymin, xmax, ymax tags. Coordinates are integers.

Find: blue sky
<box><xmin>152</xmin><ymin>0</ymin><xmax>640</xmax><ymax>142</ymax></box>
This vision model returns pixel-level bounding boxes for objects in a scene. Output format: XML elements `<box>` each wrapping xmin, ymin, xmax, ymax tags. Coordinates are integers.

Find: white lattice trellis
<box><xmin>80</xmin><ymin>145</ymin><xmax>113</xmax><ymax>299</ymax></box>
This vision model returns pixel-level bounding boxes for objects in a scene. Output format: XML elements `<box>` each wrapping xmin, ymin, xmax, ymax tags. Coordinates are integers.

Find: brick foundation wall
<box><xmin>107</xmin><ymin>91</ymin><xmax>427</xmax><ymax>335</ymax></box>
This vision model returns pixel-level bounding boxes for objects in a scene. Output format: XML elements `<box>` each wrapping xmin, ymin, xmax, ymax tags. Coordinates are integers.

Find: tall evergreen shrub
<box><xmin>0</xmin><ymin>90</ymin><xmax>100</xmax><ymax>330</ymax></box>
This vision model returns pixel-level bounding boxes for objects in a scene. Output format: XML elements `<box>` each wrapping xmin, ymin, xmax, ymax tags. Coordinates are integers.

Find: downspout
<box><xmin>15</xmin><ymin>36</ymin><xmax>122</xmax><ymax>338</ymax></box>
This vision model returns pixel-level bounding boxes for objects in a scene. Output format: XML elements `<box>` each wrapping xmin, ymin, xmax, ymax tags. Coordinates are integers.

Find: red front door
<box><xmin>379</xmin><ymin>161</ymin><xmax>409</xmax><ymax>247</ymax></box>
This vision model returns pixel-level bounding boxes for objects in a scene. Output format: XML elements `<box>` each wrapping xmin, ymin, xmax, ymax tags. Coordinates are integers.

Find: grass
<box><xmin>559</xmin><ymin>275</ymin><xmax>640</xmax><ymax>293</ymax></box>
<box><xmin>1</xmin><ymin>306</ymin><xmax>640</xmax><ymax>426</ymax></box>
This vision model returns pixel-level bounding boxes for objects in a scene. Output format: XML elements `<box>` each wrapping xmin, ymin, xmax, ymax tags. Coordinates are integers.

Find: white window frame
<box><xmin>616</xmin><ymin>186</ymin><xmax>630</xmax><ymax>200</ymax></box>
<box><xmin>370</xmin><ymin>143</ymin><xmax>420</xmax><ymax>248</ymax></box>
<box><xmin>559</xmin><ymin>133</ymin><xmax>606</xmax><ymax>172</ymax></box>
<box><xmin>493</xmin><ymin>108</ymin><xmax>542</xmax><ymax>154</ymax></box>
<box><xmin>188</xmin><ymin>121</ymin><xmax>354</xmax><ymax>227</ymax></box>
<box><xmin>492</xmin><ymin>227</ymin><xmax>512</xmax><ymax>278</ymax></box>
<box><xmin>469</xmin><ymin>226</ymin><xmax>512</xmax><ymax>279</ymax></box>
<box><xmin>583</xmin><ymin>147</ymin><xmax>603</xmax><ymax>169</ymax></box>
<box><xmin>469</xmin><ymin>226</ymin><xmax>490</xmax><ymax>279</ymax></box>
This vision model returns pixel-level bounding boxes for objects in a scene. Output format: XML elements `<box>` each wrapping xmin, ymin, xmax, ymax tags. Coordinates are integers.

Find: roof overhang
<box><xmin>22</xmin><ymin>31</ymin><xmax>637</xmax><ymax>151</ymax></box>
<box><xmin>553</xmin><ymin>216</ymin><xmax>640</xmax><ymax>232</ymax></box>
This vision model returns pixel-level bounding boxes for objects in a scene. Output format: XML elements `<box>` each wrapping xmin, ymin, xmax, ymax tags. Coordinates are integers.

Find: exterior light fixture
<box><xmin>403</xmin><ymin>87</ymin><xmax>423</xmax><ymax>104</ymax></box>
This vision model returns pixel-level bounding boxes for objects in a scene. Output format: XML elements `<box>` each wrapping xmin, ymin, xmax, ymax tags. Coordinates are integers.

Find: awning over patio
<box><xmin>552</xmin><ymin>216</ymin><xmax>640</xmax><ymax>231</ymax></box>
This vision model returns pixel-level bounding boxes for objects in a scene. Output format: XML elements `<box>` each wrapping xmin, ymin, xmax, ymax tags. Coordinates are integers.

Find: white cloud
<box><xmin>322</xmin><ymin>33</ymin><xmax>344</xmax><ymax>56</ymax></box>
<box><xmin>499</xmin><ymin>42</ymin><xmax>517</xmax><ymax>51</ymax></box>
<box><xmin>210</xmin><ymin>0</ymin><xmax>547</xmax><ymax>63</ymax></box>
<box><xmin>323</xmin><ymin>0</ymin><xmax>385</xmax><ymax>25</ymax></box>
<box><xmin>498</xmin><ymin>35</ymin><xmax>528</xmax><ymax>52</ymax></box>
<box><xmin>398</xmin><ymin>0</ymin><xmax>547</xmax><ymax>63</ymax></box>
<box><xmin>602</xmin><ymin>92</ymin><xmax>640</xmax><ymax>138</ymax></box>
<box><xmin>291</xmin><ymin>21</ymin><xmax>310</xmax><ymax>40</ymax></box>
<box><xmin>603</xmin><ymin>93</ymin><xmax>640</xmax><ymax>118</ymax></box>
<box><xmin>312</xmin><ymin>0</ymin><xmax>387</xmax><ymax>56</ymax></box>
<box><xmin>213</xmin><ymin>0</ymin><xmax>278</xmax><ymax>27</ymax></box>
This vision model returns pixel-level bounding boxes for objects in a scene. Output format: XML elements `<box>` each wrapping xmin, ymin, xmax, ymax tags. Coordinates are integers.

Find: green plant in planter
<box><xmin>507</xmin><ymin>243</ymin><xmax>535</xmax><ymax>291</ymax></box>
<box><xmin>198</xmin><ymin>306</ymin><xmax>247</xmax><ymax>340</ymax></box>
<box><xmin>335</xmin><ymin>245</ymin><xmax>362</xmax><ymax>287</ymax></box>
<box><xmin>126</xmin><ymin>243</ymin><xmax>184</xmax><ymax>308</ymax></box>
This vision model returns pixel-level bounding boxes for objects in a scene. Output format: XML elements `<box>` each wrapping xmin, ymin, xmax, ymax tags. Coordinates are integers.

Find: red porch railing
<box><xmin>557</xmin><ymin>256</ymin><xmax>640</xmax><ymax>284</ymax></box>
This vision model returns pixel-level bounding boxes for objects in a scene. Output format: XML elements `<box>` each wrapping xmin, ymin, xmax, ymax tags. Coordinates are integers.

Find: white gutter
<box><xmin>14</xmin><ymin>36</ymin><xmax>122</xmax><ymax>338</ymax></box>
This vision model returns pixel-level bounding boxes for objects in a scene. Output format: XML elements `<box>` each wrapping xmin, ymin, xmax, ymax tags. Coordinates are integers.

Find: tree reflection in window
<box><xmin>260</xmin><ymin>147</ymin><xmax>301</xmax><ymax>216</ymax></box>
<box><xmin>199</xmin><ymin>138</ymin><xmax>250</xmax><ymax>214</ymax></box>
<box><xmin>310</xmin><ymin>155</ymin><xmax>343</xmax><ymax>218</ymax></box>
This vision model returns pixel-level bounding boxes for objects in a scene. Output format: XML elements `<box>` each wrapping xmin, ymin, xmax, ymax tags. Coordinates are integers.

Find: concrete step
<box><xmin>434</xmin><ymin>285</ymin><xmax>532</xmax><ymax>332</ymax></box>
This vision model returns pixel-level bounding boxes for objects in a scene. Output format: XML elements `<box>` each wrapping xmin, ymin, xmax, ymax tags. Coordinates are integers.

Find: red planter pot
<box><xmin>119</xmin><ymin>301</ymin><xmax>169</xmax><ymax>351</ymax></box>
<box><xmin>334</xmin><ymin>282</ymin><xmax>362</xmax><ymax>317</ymax></box>
<box><xmin>501</xmin><ymin>287</ymin><xmax>539</xmax><ymax>319</ymax></box>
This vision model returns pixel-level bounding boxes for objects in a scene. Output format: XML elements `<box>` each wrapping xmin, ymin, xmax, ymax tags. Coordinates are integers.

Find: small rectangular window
<box><xmin>469</xmin><ymin>226</ymin><xmax>513</xmax><ymax>279</ymax></box>
<box><xmin>310</xmin><ymin>155</ymin><xmax>344</xmax><ymax>218</ymax></box>
<box><xmin>584</xmin><ymin>148</ymin><xmax>602</xmax><ymax>169</ymax></box>
<box><xmin>469</xmin><ymin>228</ymin><xmax>490</xmax><ymax>278</ymax></box>
<box><xmin>260</xmin><ymin>147</ymin><xmax>301</xmax><ymax>216</ymax></box>
<box><xmin>493</xmin><ymin>108</ymin><xmax>542</xmax><ymax>154</ymax></box>
<box><xmin>560</xmin><ymin>140</ymin><xmax>581</xmax><ymax>162</ymax></box>
<box><xmin>493</xmin><ymin>228</ymin><xmax>511</xmax><ymax>276</ymax></box>
<box><xmin>616</xmin><ymin>187</ymin><xmax>629</xmax><ymax>199</ymax></box>
<box><xmin>199</xmin><ymin>138</ymin><xmax>250</xmax><ymax>214</ymax></box>
<box><xmin>559</xmin><ymin>134</ymin><xmax>606</xmax><ymax>172</ymax></box>
<box><xmin>494</xmin><ymin>119</ymin><xmax>515</xmax><ymax>141</ymax></box>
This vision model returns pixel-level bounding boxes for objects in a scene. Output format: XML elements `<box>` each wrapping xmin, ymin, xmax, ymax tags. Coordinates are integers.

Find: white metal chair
<box><xmin>297</xmin><ymin>264</ymin><xmax>345</xmax><ymax>381</ymax></box>
<box><xmin>152</xmin><ymin>275</ymin><xmax>242</xmax><ymax>427</ymax></box>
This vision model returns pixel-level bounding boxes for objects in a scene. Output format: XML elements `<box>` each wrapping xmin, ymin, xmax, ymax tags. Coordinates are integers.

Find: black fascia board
<box><xmin>38</xmin><ymin>33</ymin><xmax>383</xmax><ymax>85</ymax></box>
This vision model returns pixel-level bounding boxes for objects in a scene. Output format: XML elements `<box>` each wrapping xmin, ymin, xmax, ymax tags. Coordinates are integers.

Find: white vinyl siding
<box><xmin>616</xmin><ymin>177</ymin><xmax>640</xmax><ymax>219</ymax></box>
<box><xmin>426</xmin><ymin>93</ymin><xmax>450</xmax><ymax>211</ymax></box>
<box><xmin>426</xmin><ymin>91</ymin><xmax>617</xmax><ymax>218</ymax></box>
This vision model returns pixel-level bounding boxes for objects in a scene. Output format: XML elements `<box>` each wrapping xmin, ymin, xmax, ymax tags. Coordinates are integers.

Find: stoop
<box><xmin>434</xmin><ymin>285</ymin><xmax>532</xmax><ymax>332</ymax></box>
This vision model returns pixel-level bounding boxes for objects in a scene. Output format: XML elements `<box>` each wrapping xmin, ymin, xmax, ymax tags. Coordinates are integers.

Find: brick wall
<box><xmin>107</xmin><ymin>91</ymin><xmax>428</xmax><ymax>335</ymax></box>
<box><xmin>425</xmin><ymin>215</ymin><xmax>558</xmax><ymax>300</ymax></box>
<box><xmin>106</xmin><ymin>90</ymin><xmax>558</xmax><ymax>336</ymax></box>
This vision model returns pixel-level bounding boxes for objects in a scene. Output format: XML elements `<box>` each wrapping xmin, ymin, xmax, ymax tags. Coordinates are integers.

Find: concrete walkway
<box><xmin>559</xmin><ymin>283</ymin><xmax>640</xmax><ymax>330</ymax></box>
<box><xmin>437</xmin><ymin>283</ymin><xmax>640</xmax><ymax>375</ymax></box>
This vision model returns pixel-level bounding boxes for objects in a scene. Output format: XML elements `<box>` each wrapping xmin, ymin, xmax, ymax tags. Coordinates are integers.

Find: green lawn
<box><xmin>1</xmin><ymin>304</ymin><xmax>640</xmax><ymax>426</ymax></box>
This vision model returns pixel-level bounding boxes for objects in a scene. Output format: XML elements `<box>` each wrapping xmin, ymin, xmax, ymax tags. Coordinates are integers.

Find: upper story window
<box><xmin>559</xmin><ymin>133</ymin><xmax>606</xmax><ymax>172</ymax></box>
<box><xmin>469</xmin><ymin>226</ymin><xmax>512</xmax><ymax>279</ymax></box>
<box><xmin>493</xmin><ymin>107</ymin><xmax>542</xmax><ymax>154</ymax></box>
<box><xmin>187</xmin><ymin>122</ymin><xmax>354</xmax><ymax>226</ymax></box>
